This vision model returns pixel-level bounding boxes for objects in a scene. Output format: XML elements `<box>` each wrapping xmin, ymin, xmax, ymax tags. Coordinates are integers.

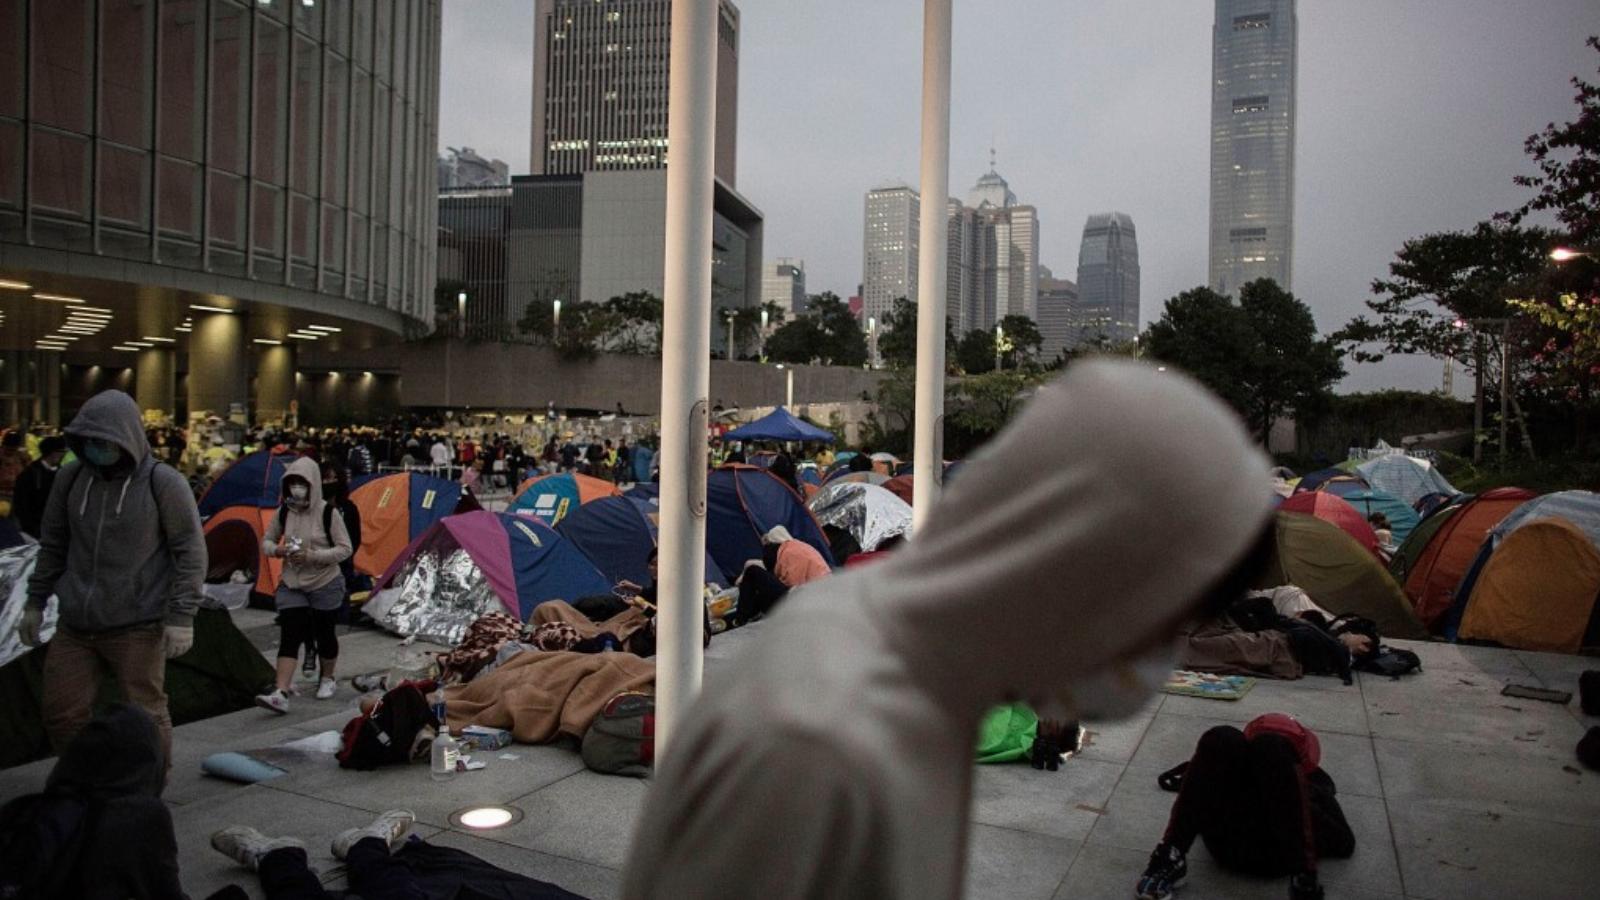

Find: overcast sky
<box><xmin>439</xmin><ymin>0</ymin><xmax>1599</xmax><ymax>392</ymax></box>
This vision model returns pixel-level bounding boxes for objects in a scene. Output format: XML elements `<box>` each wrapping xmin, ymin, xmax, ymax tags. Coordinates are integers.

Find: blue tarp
<box><xmin>705</xmin><ymin>466</ymin><xmax>836</xmax><ymax>583</ymax></box>
<box><xmin>198</xmin><ymin>450</ymin><xmax>296</xmax><ymax>518</ymax></box>
<box><xmin>723</xmin><ymin>407</ymin><xmax>836</xmax><ymax>443</ymax></box>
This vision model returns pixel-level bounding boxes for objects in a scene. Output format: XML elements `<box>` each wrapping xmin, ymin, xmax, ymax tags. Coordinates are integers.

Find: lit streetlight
<box><xmin>867</xmin><ymin>316</ymin><xmax>878</xmax><ymax>369</ymax></box>
<box><xmin>724</xmin><ymin>309</ymin><xmax>737</xmax><ymax>360</ymax></box>
<box><xmin>775</xmin><ymin>363</ymin><xmax>794</xmax><ymax>408</ymax></box>
<box><xmin>457</xmin><ymin>290</ymin><xmax>467</xmax><ymax>338</ymax></box>
<box><xmin>759</xmin><ymin>307</ymin><xmax>769</xmax><ymax>362</ymax></box>
<box><xmin>994</xmin><ymin>322</ymin><xmax>1004</xmax><ymax>372</ymax></box>
<box><xmin>1550</xmin><ymin>247</ymin><xmax>1589</xmax><ymax>263</ymax></box>
<box><xmin>553</xmin><ymin>298</ymin><xmax>562</xmax><ymax>341</ymax></box>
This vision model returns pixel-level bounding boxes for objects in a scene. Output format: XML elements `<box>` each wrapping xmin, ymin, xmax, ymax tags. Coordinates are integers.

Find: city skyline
<box><xmin>441</xmin><ymin>0</ymin><xmax>1596</xmax><ymax>391</ymax></box>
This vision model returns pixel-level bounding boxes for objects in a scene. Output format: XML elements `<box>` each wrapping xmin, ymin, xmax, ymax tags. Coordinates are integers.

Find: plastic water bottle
<box><xmin>430</xmin><ymin>729</ymin><xmax>460</xmax><ymax>782</ymax></box>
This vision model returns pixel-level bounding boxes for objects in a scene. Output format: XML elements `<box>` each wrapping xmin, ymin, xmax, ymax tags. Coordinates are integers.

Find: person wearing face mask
<box><xmin>256</xmin><ymin>457</ymin><xmax>353</xmax><ymax>713</ymax></box>
<box><xmin>16</xmin><ymin>390</ymin><xmax>206</xmax><ymax>772</ymax></box>
<box><xmin>12</xmin><ymin>435</ymin><xmax>67</xmax><ymax>539</ymax></box>
<box><xmin>620</xmin><ymin>359</ymin><xmax>1276</xmax><ymax>900</ymax></box>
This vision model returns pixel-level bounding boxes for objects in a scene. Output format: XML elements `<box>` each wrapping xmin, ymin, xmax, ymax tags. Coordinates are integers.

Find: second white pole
<box><xmin>912</xmin><ymin>0</ymin><xmax>953</xmax><ymax>528</ymax></box>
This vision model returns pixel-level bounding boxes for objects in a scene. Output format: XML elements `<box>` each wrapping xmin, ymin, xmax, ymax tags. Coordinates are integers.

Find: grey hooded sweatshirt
<box><xmin>261</xmin><ymin>455</ymin><xmax>351</xmax><ymax>593</ymax></box>
<box><xmin>27</xmin><ymin>391</ymin><xmax>205</xmax><ymax>633</ymax></box>
<box><xmin>621</xmin><ymin>359</ymin><xmax>1273</xmax><ymax>900</ymax></box>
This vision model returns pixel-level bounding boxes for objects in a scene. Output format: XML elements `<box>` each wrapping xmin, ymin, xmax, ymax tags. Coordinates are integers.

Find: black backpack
<box><xmin>275</xmin><ymin>500</ymin><xmax>358</xmax><ymax>552</ymax></box>
<box><xmin>1329</xmin><ymin>614</ymin><xmax>1423</xmax><ymax>678</ymax></box>
<box><xmin>0</xmin><ymin>792</ymin><xmax>93</xmax><ymax>899</ymax></box>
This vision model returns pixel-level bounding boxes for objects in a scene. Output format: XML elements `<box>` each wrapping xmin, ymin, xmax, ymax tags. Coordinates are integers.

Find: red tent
<box><xmin>1280</xmin><ymin>491</ymin><xmax>1381</xmax><ymax>557</ymax></box>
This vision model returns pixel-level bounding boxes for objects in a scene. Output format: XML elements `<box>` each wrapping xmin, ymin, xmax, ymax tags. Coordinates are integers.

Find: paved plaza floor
<box><xmin>2</xmin><ymin>607</ymin><xmax>1597</xmax><ymax>899</ymax></box>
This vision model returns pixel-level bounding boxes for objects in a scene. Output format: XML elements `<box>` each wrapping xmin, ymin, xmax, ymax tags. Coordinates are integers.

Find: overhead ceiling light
<box><xmin>48</xmin><ymin>334</ymin><xmax>80</xmax><ymax>342</ymax></box>
<box><xmin>287</xmin><ymin>332</ymin><xmax>322</xmax><ymax>340</ymax></box>
<box><xmin>190</xmin><ymin>304</ymin><xmax>235</xmax><ymax>314</ymax></box>
<box><xmin>124</xmin><ymin>340</ymin><xmax>153</xmax><ymax>348</ymax></box>
<box><xmin>68</xmin><ymin>311</ymin><xmax>113</xmax><ymax>319</ymax></box>
<box><xmin>143</xmin><ymin>336</ymin><xmax>176</xmax><ymax>343</ymax></box>
<box><xmin>305</xmin><ymin>325</ymin><xmax>342</xmax><ymax>333</ymax></box>
<box><xmin>0</xmin><ymin>279</ymin><xmax>32</xmax><ymax>291</ymax></box>
<box><xmin>58</xmin><ymin>327</ymin><xmax>99</xmax><ymax>335</ymax></box>
<box><xmin>110</xmin><ymin>344</ymin><xmax>141</xmax><ymax>352</ymax></box>
<box><xmin>253</xmin><ymin>338</ymin><xmax>283</xmax><ymax>345</ymax></box>
<box><xmin>174</xmin><ymin>327</ymin><xmax>192</xmax><ymax>333</ymax></box>
<box><xmin>35</xmin><ymin>342</ymin><xmax>69</xmax><ymax>349</ymax></box>
<box><xmin>33</xmin><ymin>293</ymin><xmax>83</xmax><ymax>304</ymax></box>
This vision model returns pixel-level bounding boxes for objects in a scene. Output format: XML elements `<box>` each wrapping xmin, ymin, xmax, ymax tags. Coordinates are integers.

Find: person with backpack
<box><xmin>295</xmin><ymin>462</ymin><xmax>364</xmax><ymax>680</ymax></box>
<box><xmin>16</xmin><ymin>390</ymin><xmax>205</xmax><ymax>769</ymax></box>
<box><xmin>255</xmin><ymin>457</ymin><xmax>352</xmax><ymax>713</ymax></box>
<box><xmin>0</xmin><ymin>704</ymin><xmax>185</xmax><ymax>900</ymax></box>
<box><xmin>1136</xmin><ymin>714</ymin><xmax>1354</xmax><ymax>900</ymax></box>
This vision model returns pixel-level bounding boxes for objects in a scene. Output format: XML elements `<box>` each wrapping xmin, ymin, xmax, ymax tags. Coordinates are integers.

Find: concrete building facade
<box><xmin>1209</xmin><ymin>0</ymin><xmax>1297</xmax><ymax>296</ymax></box>
<box><xmin>1036</xmin><ymin>268</ymin><xmax>1078</xmax><ymax>362</ymax></box>
<box><xmin>530</xmin><ymin>0</ymin><xmax>739</xmax><ymax>185</ymax></box>
<box><xmin>438</xmin><ymin>146</ymin><xmax>510</xmax><ymax>190</ymax></box>
<box><xmin>760</xmin><ymin>259</ymin><xmax>806</xmax><ymax>316</ymax></box>
<box><xmin>0</xmin><ymin>0</ymin><xmax>442</xmax><ymax>424</ymax></box>
<box><xmin>1076</xmin><ymin>212</ymin><xmax>1141</xmax><ymax>346</ymax></box>
<box><xmin>860</xmin><ymin>185</ymin><xmax>919</xmax><ymax>327</ymax></box>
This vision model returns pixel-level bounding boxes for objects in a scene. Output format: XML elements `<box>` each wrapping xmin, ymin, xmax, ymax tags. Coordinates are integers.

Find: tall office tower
<box><xmin>531</xmin><ymin>0</ymin><xmax>740</xmax><ymax>185</ymax></box>
<box><xmin>947</xmin><ymin>198</ymin><xmax>977</xmax><ymax>332</ymax></box>
<box><xmin>1209</xmin><ymin>0</ymin><xmax>1296</xmax><ymax>296</ymax></box>
<box><xmin>1036</xmin><ymin>268</ymin><xmax>1079</xmax><ymax>362</ymax></box>
<box><xmin>861</xmin><ymin>186</ymin><xmax>920</xmax><ymax>326</ymax></box>
<box><xmin>1076</xmin><ymin>213</ymin><xmax>1141</xmax><ymax>346</ymax></box>
<box><xmin>761</xmin><ymin>259</ymin><xmax>806</xmax><ymax>315</ymax></box>
<box><xmin>966</xmin><ymin>164</ymin><xmax>1038</xmax><ymax>330</ymax></box>
<box><xmin>438</xmin><ymin>147</ymin><xmax>511</xmax><ymax>189</ymax></box>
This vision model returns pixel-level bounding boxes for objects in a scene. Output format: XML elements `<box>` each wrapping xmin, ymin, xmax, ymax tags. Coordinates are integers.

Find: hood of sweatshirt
<box><xmin>46</xmin><ymin>704</ymin><xmax>164</xmax><ymax>800</ymax></box>
<box><xmin>864</xmin><ymin>358</ymin><xmax>1273</xmax><ymax>714</ymax></box>
<box><xmin>280</xmin><ymin>455</ymin><xmax>326</xmax><ymax>512</ymax></box>
<box><xmin>64</xmin><ymin>391</ymin><xmax>151</xmax><ymax>473</ymax></box>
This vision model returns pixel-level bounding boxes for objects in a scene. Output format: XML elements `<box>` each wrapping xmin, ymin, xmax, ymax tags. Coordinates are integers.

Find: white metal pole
<box><xmin>655</xmin><ymin>0</ymin><xmax>717</xmax><ymax>759</ymax></box>
<box><xmin>912</xmin><ymin>0</ymin><xmax>952</xmax><ymax>529</ymax></box>
<box><xmin>787</xmin><ymin>367</ymin><xmax>794</xmax><ymax>409</ymax></box>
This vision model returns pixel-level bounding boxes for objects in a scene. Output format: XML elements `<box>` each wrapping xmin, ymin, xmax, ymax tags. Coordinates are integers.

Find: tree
<box><xmin>599</xmin><ymin>291</ymin><xmax>663</xmax><ymax>356</ymax></box>
<box><xmin>877</xmin><ymin>297</ymin><xmax>957</xmax><ymax>370</ymax></box>
<box><xmin>763</xmin><ymin>293</ymin><xmax>867</xmax><ymax>366</ymax></box>
<box><xmin>955</xmin><ymin>329</ymin><xmax>998</xmax><ymax>374</ymax></box>
<box><xmin>763</xmin><ymin>317</ymin><xmax>825</xmax><ymax>364</ymax></box>
<box><xmin>949</xmin><ymin>370</ymin><xmax>1035</xmax><ymax>435</ymax></box>
<box><xmin>996</xmin><ymin>315</ymin><xmax>1043</xmax><ymax>369</ymax></box>
<box><xmin>1503</xmin><ymin>36</ymin><xmax>1600</xmax><ymax>245</ymax></box>
<box><xmin>517</xmin><ymin>298</ymin><xmax>608</xmax><ymax>360</ymax></box>
<box><xmin>1145</xmin><ymin>280</ymin><xmax>1343</xmax><ymax>443</ymax></box>
<box><xmin>718</xmin><ymin>301</ymin><xmax>787</xmax><ymax>360</ymax></box>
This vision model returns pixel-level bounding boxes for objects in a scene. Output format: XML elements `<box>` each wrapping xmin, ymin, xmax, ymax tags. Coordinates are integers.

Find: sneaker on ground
<box><xmin>352</xmin><ymin>672</ymin><xmax>388</xmax><ymax>693</ymax></box>
<box><xmin>1135</xmin><ymin>842</ymin><xmax>1187</xmax><ymax>900</ymax></box>
<box><xmin>332</xmin><ymin>809</ymin><xmax>416</xmax><ymax>860</ymax></box>
<box><xmin>300</xmin><ymin>656</ymin><xmax>317</xmax><ymax>679</ymax></box>
<box><xmin>210</xmin><ymin>825</ymin><xmax>305</xmax><ymax>871</ymax></box>
<box><xmin>254</xmin><ymin>689</ymin><xmax>290</xmax><ymax>715</ymax></box>
<box><xmin>315</xmin><ymin>678</ymin><xmax>337</xmax><ymax>700</ymax></box>
<box><xmin>1289</xmin><ymin>873</ymin><xmax>1325</xmax><ymax>900</ymax></box>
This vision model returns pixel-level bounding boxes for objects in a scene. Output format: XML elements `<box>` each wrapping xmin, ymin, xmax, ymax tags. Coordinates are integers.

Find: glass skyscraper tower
<box><xmin>1208</xmin><ymin>0</ymin><xmax>1296</xmax><ymax>297</ymax></box>
<box><xmin>1076</xmin><ymin>213</ymin><xmax>1139</xmax><ymax>346</ymax></box>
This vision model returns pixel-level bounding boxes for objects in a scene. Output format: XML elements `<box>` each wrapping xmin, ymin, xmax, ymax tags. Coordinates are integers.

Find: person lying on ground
<box><xmin>0</xmin><ymin>704</ymin><xmax>186</xmax><ymax>900</ymax></box>
<box><xmin>1180</xmin><ymin>586</ymin><xmax>1374</xmax><ymax>683</ymax></box>
<box><xmin>208</xmin><ymin>809</ymin><xmax>585</xmax><ymax>900</ymax></box>
<box><xmin>1136</xmin><ymin>714</ymin><xmax>1354</xmax><ymax>900</ymax></box>
<box><xmin>621</xmin><ymin>359</ymin><xmax>1276</xmax><ymax>900</ymax></box>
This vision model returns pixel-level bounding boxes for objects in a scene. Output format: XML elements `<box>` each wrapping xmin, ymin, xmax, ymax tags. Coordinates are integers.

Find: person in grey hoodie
<box><xmin>255</xmin><ymin>455</ymin><xmax>351</xmax><ymax>713</ymax></box>
<box><xmin>15</xmin><ymin>390</ymin><xmax>206</xmax><ymax>770</ymax></box>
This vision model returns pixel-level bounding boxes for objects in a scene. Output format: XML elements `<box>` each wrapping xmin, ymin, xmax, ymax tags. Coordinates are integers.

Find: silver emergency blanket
<box><xmin>807</xmin><ymin>481</ymin><xmax>912</xmax><ymax>552</ymax></box>
<box><xmin>0</xmin><ymin>544</ymin><xmax>57</xmax><ymax>670</ymax></box>
<box><xmin>372</xmin><ymin>548</ymin><xmax>502</xmax><ymax>646</ymax></box>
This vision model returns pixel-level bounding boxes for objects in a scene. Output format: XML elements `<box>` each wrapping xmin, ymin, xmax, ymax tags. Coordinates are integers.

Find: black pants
<box><xmin>1161</xmin><ymin>726</ymin><xmax>1320</xmax><ymax>877</ymax></box>
<box><xmin>257</xmin><ymin>839</ymin><xmax>425</xmax><ymax>900</ymax></box>
<box><xmin>277</xmin><ymin>606</ymin><xmax>340</xmax><ymax>662</ymax></box>
<box><xmin>735</xmin><ymin>565</ymin><xmax>790</xmax><ymax>622</ymax></box>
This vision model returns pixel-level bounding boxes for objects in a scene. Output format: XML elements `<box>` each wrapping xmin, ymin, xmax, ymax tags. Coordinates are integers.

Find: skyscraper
<box><xmin>861</xmin><ymin>186</ymin><xmax>920</xmax><ymax>326</ymax></box>
<box><xmin>530</xmin><ymin>0</ymin><xmax>740</xmax><ymax>185</ymax></box>
<box><xmin>438</xmin><ymin>147</ymin><xmax>511</xmax><ymax>189</ymax></box>
<box><xmin>1076</xmin><ymin>213</ymin><xmax>1140</xmax><ymax>346</ymax></box>
<box><xmin>761</xmin><ymin>259</ymin><xmax>806</xmax><ymax>315</ymax></box>
<box><xmin>1036</xmin><ymin>267</ymin><xmax>1079</xmax><ymax>362</ymax></box>
<box><xmin>1209</xmin><ymin>0</ymin><xmax>1297</xmax><ymax>297</ymax></box>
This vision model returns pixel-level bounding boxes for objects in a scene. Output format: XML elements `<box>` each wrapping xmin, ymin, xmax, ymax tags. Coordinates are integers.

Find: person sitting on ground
<box><xmin>729</xmin><ymin>526</ymin><xmax>830</xmax><ymax>626</ymax></box>
<box><xmin>0</xmin><ymin>704</ymin><xmax>184</xmax><ymax>900</ymax></box>
<box><xmin>209</xmin><ymin>809</ymin><xmax>585</xmax><ymax>900</ymax></box>
<box><xmin>621</xmin><ymin>359</ymin><xmax>1276</xmax><ymax>900</ymax></box>
<box><xmin>1368</xmin><ymin>512</ymin><xmax>1393</xmax><ymax>549</ymax></box>
<box><xmin>1136</xmin><ymin>714</ymin><xmax>1354</xmax><ymax>900</ymax></box>
<box><xmin>256</xmin><ymin>457</ymin><xmax>353</xmax><ymax>713</ymax></box>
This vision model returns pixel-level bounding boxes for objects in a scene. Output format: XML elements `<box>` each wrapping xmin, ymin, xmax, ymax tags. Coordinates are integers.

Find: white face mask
<box><xmin>1033</xmin><ymin>640</ymin><xmax>1177</xmax><ymax>723</ymax></box>
<box><xmin>289</xmin><ymin>484</ymin><xmax>309</xmax><ymax>502</ymax></box>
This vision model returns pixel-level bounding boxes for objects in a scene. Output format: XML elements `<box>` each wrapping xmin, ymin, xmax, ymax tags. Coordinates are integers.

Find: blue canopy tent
<box><xmin>722</xmin><ymin>407</ymin><xmax>836</xmax><ymax>443</ymax></box>
<box><xmin>197</xmin><ymin>449</ymin><xmax>296</xmax><ymax>518</ymax></box>
<box><xmin>706</xmin><ymin>465</ymin><xmax>836</xmax><ymax>583</ymax></box>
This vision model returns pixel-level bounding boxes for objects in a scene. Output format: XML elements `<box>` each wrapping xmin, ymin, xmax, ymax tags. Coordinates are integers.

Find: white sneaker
<box><xmin>211</xmin><ymin>825</ymin><xmax>305</xmax><ymax>871</ymax></box>
<box><xmin>332</xmin><ymin>809</ymin><xmax>416</xmax><ymax>860</ymax></box>
<box><xmin>254</xmin><ymin>689</ymin><xmax>290</xmax><ymax>715</ymax></box>
<box><xmin>315</xmin><ymin>678</ymin><xmax>337</xmax><ymax>700</ymax></box>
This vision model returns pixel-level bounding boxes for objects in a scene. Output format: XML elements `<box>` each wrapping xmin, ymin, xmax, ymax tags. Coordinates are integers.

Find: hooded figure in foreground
<box><xmin>621</xmin><ymin>359</ymin><xmax>1273</xmax><ymax>900</ymax></box>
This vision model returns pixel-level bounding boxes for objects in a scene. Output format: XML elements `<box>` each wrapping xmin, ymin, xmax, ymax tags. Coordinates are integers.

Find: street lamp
<box><xmin>724</xmin><ymin>309</ymin><xmax>737</xmax><ymax>360</ymax></box>
<box><xmin>759</xmin><ymin>308</ymin><xmax>769</xmax><ymax>362</ymax></box>
<box><xmin>994</xmin><ymin>323</ymin><xmax>1004</xmax><ymax>372</ymax></box>
<box><xmin>1550</xmin><ymin>247</ymin><xmax>1589</xmax><ymax>262</ymax></box>
<box><xmin>776</xmin><ymin>363</ymin><xmax>794</xmax><ymax>408</ymax></box>
<box><xmin>552</xmin><ymin>299</ymin><xmax>562</xmax><ymax>342</ymax></box>
<box><xmin>457</xmin><ymin>291</ymin><xmax>467</xmax><ymax>338</ymax></box>
<box><xmin>867</xmin><ymin>316</ymin><xmax>878</xmax><ymax>370</ymax></box>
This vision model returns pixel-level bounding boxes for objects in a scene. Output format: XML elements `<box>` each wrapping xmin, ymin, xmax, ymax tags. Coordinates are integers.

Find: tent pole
<box><xmin>654</xmin><ymin>0</ymin><xmax>717</xmax><ymax>758</ymax></box>
<box><xmin>911</xmin><ymin>0</ymin><xmax>952</xmax><ymax>530</ymax></box>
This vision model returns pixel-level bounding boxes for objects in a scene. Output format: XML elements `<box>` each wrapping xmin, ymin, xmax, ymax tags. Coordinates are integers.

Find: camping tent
<box><xmin>722</xmin><ymin>407</ymin><xmax>835</xmax><ymax>443</ymax></box>
<box><xmin>349</xmin><ymin>472</ymin><xmax>480</xmax><ymax>577</ymax></box>
<box><xmin>202</xmin><ymin>505</ymin><xmax>281</xmax><ymax>602</ymax></box>
<box><xmin>1456</xmin><ymin>518</ymin><xmax>1600</xmax><ymax>652</ymax></box>
<box><xmin>1279</xmin><ymin>492</ymin><xmax>1381</xmax><ymax>557</ymax></box>
<box><xmin>197</xmin><ymin>449</ymin><xmax>297</xmax><ymax>517</ymax></box>
<box><xmin>507</xmin><ymin>472</ymin><xmax>623</xmax><ymax>526</ymax></box>
<box><xmin>1258</xmin><ymin>512</ymin><xmax>1428</xmax><ymax>639</ymax></box>
<box><xmin>1295</xmin><ymin>467</ymin><xmax>1368</xmax><ymax>496</ymax></box>
<box><xmin>555</xmin><ymin>493</ymin><xmax>723</xmax><ymax>588</ymax></box>
<box><xmin>369</xmin><ymin>510</ymin><xmax>613</xmax><ymax>645</ymax></box>
<box><xmin>821</xmin><ymin>469</ymin><xmax>890</xmax><ymax>488</ymax></box>
<box><xmin>807</xmin><ymin>482</ymin><xmax>912</xmax><ymax>552</ymax></box>
<box><xmin>882</xmin><ymin>474</ymin><xmax>915</xmax><ymax>505</ymax></box>
<box><xmin>1338</xmin><ymin>488</ymin><xmax>1422</xmax><ymax>546</ymax></box>
<box><xmin>1392</xmin><ymin>487</ymin><xmax>1535</xmax><ymax>630</ymax></box>
<box><xmin>631</xmin><ymin>445</ymin><xmax>655</xmax><ymax>483</ymax></box>
<box><xmin>1356</xmin><ymin>454</ymin><xmax>1458</xmax><ymax>507</ymax></box>
<box><xmin>706</xmin><ymin>465</ymin><xmax>836</xmax><ymax>583</ymax></box>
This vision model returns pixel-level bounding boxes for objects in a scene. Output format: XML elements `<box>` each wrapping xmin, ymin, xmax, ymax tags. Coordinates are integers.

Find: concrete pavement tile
<box><xmin>427</xmin><ymin>829</ymin><xmax>623</xmax><ymax>900</ymax></box>
<box><xmin>1160</xmin><ymin>678</ymin><xmax>1371</xmax><ymax>736</ymax></box>
<box><xmin>1076</xmin><ymin>710</ymin><xmax>1157</xmax><ymax>764</ymax></box>
<box><xmin>1385</xmin><ymin>639</ymin><xmax>1533</xmax><ymax>678</ymax></box>
<box><xmin>1374</xmin><ymin>736</ymin><xmax>1599</xmax><ymax>826</ymax></box>
<box><xmin>1364</xmin><ymin>672</ymin><xmax>1584</xmax><ymax>758</ymax></box>
<box><xmin>1389</xmin><ymin>800</ymin><xmax>1600</xmax><ymax>900</ymax></box>
<box><xmin>0</xmin><ymin>754</ymin><xmax>53</xmax><ymax>798</ymax></box>
<box><xmin>1082</xmin><ymin>768</ymin><xmax>1175</xmax><ymax>853</ymax></box>
<box><xmin>1315</xmin><ymin>793</ymin><xmax>1402</xmax><ymax>896</ymax></box>
<box><xmin>1054</xmin><ymin>841</ymin><xmax>1408</xmax><ymax>900</ymax></box>
<box><xmin>962</xmin><ymin>824</ymin><xmax>1077</xmax><ymax>900</ymax></box>
<box><xmin>1130</xmin><ymin>714</ymin><xmax>1383</xmax><ymax>798</ymax></box>
<box><xmin>496</xmin><ymin>769</ymin><xmax>649</xmax><ymax>869</ymax></box>
<box><xmin>264</xmin><ymin>743</ymin><xmax>587</xmax><ymax>828</ymax></box>
<box><xmin>969</xmin><ymin>758</ymin><xmax>1124</xmax><ymax>840</ymax></box>
<box><xmin>164</xmin><ymin>724</ymin><xmax>332</xmax><ymax>807</ymax></box>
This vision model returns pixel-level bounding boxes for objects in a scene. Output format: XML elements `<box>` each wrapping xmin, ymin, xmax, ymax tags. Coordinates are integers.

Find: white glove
<box><xmin>16</xmin><ymin>607</ymin><xmax>44</xmax><ymax>647</ymax></box>
<box><xmin>163</xmin><ymin>625</ymin><xmax>194</xmax><ymax>659</ymax></box>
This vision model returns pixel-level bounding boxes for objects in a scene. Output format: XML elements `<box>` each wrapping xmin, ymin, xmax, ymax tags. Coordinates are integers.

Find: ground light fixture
<box><xmin>447</xmin><ymin>805</ymin><xmax>522</xmax><ymax>831</ymax></box>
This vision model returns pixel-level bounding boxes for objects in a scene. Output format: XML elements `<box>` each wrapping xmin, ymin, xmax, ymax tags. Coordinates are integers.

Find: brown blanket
<box><xmin>443</xmin><ymin>649</ymin><xmax>655</xmax><ymax>743</ymax></box>
<box><xmin>530</xmin><ymin>599</ymin><xmax>651</xmax><ymax>646</ymax></box>
<box><xmin>1178</xmin><ymin>617</ymin><xmax>1302</xmax><ymax>679</ymax></box>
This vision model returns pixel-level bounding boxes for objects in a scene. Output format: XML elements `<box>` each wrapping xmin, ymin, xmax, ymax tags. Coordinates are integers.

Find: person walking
<box><xmin>12</xmin><ymin>435</ymin><xmax>66</xmax><ymax>539</ymax></box>
<box><xmin>255</xmin><ymin>457</ymin><xmax>352</xmax><ymax>713</ymax></box>
<box><xmin>16</xmin><ymin>390</ymin><xmax>205</xmax><ymax>768</ymax></box>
